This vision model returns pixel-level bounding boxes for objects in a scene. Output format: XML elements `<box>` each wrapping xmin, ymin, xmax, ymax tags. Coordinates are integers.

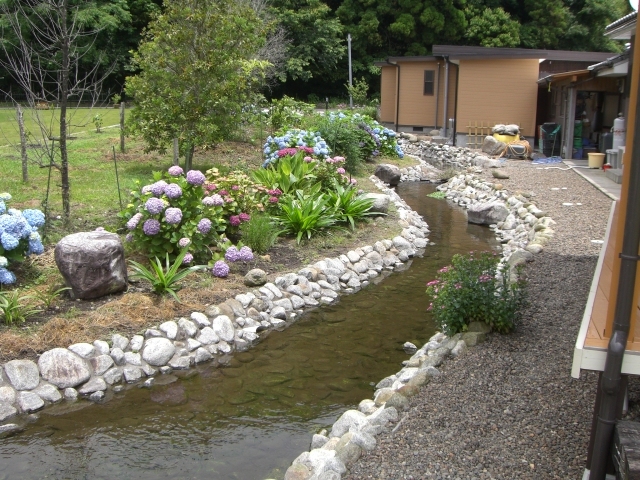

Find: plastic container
<box><xmin>613</xmin><ymin>115</ymin><xmax>626</xmax><ymax>150</ymax></box>
<box><xmin>588</xmin><ymin>152</ymin><xmax>606</xmax><ymax>169</ymax></box>
<box><xmin>606</xmin><ymin>149</ymin><xmax>618</xmax><ymax>169</ymax></box>
<box><xmin>493</xmin><ymin>133</ymin><xmax>520</xmax><ymax>144</ymax></box>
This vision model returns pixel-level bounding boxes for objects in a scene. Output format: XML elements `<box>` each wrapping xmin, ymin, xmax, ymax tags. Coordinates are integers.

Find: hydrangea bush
<box><xmin>425</xmin><ymin>251</ymin><xmax>526</xmax><ymax>336</ymax></box>
<box><xmin>262</xmin><ymin>129</ymin><xmax>330</xmax><ymax>167</ymax></box>
<box><xmin>0</xmin><ymin>193</ymin><xmax>45</xmax><ymax>285</ymax></box>
<box><xmin>120</xmin><ymin>167</ymin><xmax>226</xmax><ymax>261</ymax></box>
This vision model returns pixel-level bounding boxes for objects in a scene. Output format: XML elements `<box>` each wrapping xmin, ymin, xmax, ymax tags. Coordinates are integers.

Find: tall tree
<box><xmin>0</xmin><ymin>0</ymin><xmax>125</xmax><ymax>220</ymax></box>
<box><xmin>465</xmin><ymin>6</ymin><xmax>521</xmax><ymax>47</ymax></box>
<box><xmin>126</xmin><ymin>0</ymin><xmax>272</xmax><ymax>171</ymax></box>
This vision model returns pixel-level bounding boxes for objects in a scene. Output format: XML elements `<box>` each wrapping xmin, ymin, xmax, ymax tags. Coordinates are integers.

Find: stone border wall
<box><xmin>0</xmin><ymin>171</ymin><xmax>430</xmax><ymax>439</ymax></box>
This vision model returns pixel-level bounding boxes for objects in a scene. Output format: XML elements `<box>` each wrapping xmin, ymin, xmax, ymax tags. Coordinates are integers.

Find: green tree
<box><xmin>270</xmin><ymin>0</ymin><xmax>345</xmax><ymax>82</ymax></box>
<box><xmin>561</xmin><ymin>0</ymin><xmax>627</xmax><ymax>52</ymax></box>
<box><xmin>125</xmin><ymin>0</ymin><xmax>271</xmax><ymax>171</ymax></box>
<box><xmin>465</xmin><ymin>6</ymin><xmax>520</xmax><ymax>47</ymax></box>
<box><xmin>519</xmin><ymin>0</ymin><xmax>570</xmax><ymax>49</ymax></box>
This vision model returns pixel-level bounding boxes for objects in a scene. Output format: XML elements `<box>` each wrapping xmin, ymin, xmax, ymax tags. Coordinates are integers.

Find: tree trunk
<box><xmin>59</xmin><ymin>0</ymin><xmax>71</xmax><ymax>221</ymax></box>
<box><xmin>173</xmin><ymin>138</ymin><xmax>179</xmax><ymax>166</ymax></box>
<box><xmin>16</xmin><ymin>104</ymin><xmax>28</xmax><ymax>183</ymax></box>
<box><xmin>185</xmin><ymin>143</ymin><xmax>194</xmax><ymax>172</ymax></box>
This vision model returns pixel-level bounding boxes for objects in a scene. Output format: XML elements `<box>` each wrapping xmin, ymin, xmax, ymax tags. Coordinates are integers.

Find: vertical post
<box><xmin>17</xmin><ymin>104</ymin><xmax>28</xmax><ymax>182</ymax></box>
<box><xmin>348</xmin><ymin>34</ymin><xmax>353</xmax><ymax>109</ymax></box>
<box><xmin>173</xmin><ymin>138</ymin><xmax>179</xmax><ymax>166</ymax></box>
<box><xmin>112</xmin><ymin>146</ymin><xmax>123</xmax><ymax>210</ymax></box>
<box><xmin>119</xmin><ymin>102</ymin><xmax>125</xmax><ymax>153</ymax></box>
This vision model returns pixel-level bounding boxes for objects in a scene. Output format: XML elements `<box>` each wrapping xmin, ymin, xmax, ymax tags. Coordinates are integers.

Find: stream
<box><xmin>0</xmin><ymin>182</ymin><xmax>498</xmax><ymax>480</ymax></box>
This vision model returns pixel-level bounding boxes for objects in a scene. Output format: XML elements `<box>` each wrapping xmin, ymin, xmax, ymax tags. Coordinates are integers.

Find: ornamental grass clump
<box><xmin>239</xmin><ymin>213</ymin><xmax>280</xmax><ymax>254</ymax></box>
<box><xmin>0</xmin><ymin>192</ymin><xmax>46</xmax><ymax>285</ymax></box>
<box><xmin>425</xmin><ymin>251</ymin><xmax>526</xmax><ymax>336</ymax></box>
<box><xmin>120</xmin><ymin>167</ymin><xmax>226</xmax><ymax>262</ymax></box>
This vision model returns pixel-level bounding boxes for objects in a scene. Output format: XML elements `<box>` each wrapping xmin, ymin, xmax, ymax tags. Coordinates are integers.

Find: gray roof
<box><xmin>433</xmin><ymin>45</ymin><xmax>614</xmax><ymax>62</ymax></box>
<box><xmin>604</xmin><ymin>11</ymin><xmax>637</xmax><ymax>38</ymax></box>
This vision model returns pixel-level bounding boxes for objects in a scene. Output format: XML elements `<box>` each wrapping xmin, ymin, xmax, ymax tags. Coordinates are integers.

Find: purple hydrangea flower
<box><xmin>231</xmin><ymin>185</ymin><xmax>239</xmax><ymax>191</ymax></box>
<box><xmin>212</xmin><ymin>260</ymin><xmax>230</xmax><ymax>278</ymax></box>
<box><xmin>126</xmin><ymin>213</ymin><xmax>143</xmax><ymax>230</ymax></box>
<box><xmin>229</xmin><ymin>215</ymin><xmax>241</xmax><ymax>227</ymax></box>
<box><xmin>239</xmin><ymin>246</ymin><xmax>254</xmax><ymax>262</ymax></box>
<box><xmin>197</xmin><ymin>218</ymin><xmax>212</xmax><ymax>234</ymax></box>
<box><xmin>336</xmin><ymin>167</ymin><xmax>346</xmax><ymax>174</ymax></box>
<box><xmin>125</xmin><ymin>233</ymin><xmax>134</xmax><ymax>242</ymax></box>
<box><xmin>203</xmin><ymin>194</ymin><xmax>224</xmax><ymax>207</ymax></box>
<box><xmin>168</xmin><ymin>166</ymin><xmax>184</xmax><ymax>176</ymax></box>
<box><xmin>145</xmin><ymin>197</ymin><xmax>165</xmax><ymax>215</ymax></box>
<box><xmin>164</xmin><ymin>207</ymin><xmax>183</xmax><ymax>225</ymax></box>
<box><xmin>239</xmin><ymin>213</ymin><xmax>250</xmax><ymax>223</ymax></box>
<box><xmin>164</xmin><ymin>183</ymin><xmax>183</xmax><ymax>199</ymax></box>
<box><xmin>182</xmin><ymin>252</ymin><xmax>194</xmax><ymax>265</ymax></box>
<box><xmin>151</xmin><ymin>180</ymin><xmax>168</xmax><ymax>196</ymax></box>
<box><xmin>186</xmin><ymin>170</ymin><xmax>206</xmax><ymax>186</ymax></box>
<box><xmin>269</xmin><ymin>196</ymin><xmax>279</xmax><ymax>203</ymax></box>
<box><xmin>178</xmin><ymin>237</ymin><xmax>191</xmax><ymax>248</ymax></box>
<box><xmin>143</xmin><ymin>219</ymin><xmax>161</xmax><ymax>235</ymax></box>
<box><xmin>225</xmin><ymin>246</ymin><xmax>241</xmax><ymax>262</ymax></box>
<box><xmin>141</xmin><ymin>185</ymin><xmax>153</xmax><ymax>194</ymax></box>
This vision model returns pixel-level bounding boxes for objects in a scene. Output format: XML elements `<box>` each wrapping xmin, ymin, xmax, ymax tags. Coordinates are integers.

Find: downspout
<box><xmin>435</xmin><ymin>62</ymin><xmax>440</xmax><ymax>129</ymax></box>
<box><xmin>388</xmin><ymin>60</ymin><xmax>400</xmax><ymax>132</ymax></box>
<box><xmin>588</xmin><ymin>70</ymin><xmax>640</xmax><ymax>480</ymax></box>
<box><xmin>452</xmin><ymin>61</ymin><xmax>460</xmax><ymax>146</ymax></box>
<box><xmin>443</xmin><ymin>56</ymin><xmax>450</xmax><ymax>137</ymax></box>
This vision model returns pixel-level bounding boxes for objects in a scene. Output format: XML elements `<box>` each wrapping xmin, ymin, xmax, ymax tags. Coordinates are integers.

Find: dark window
<box><xmin>424</xmin><ymin>70</ymin><xmax>435</xmax><ymax>96</ymax></box>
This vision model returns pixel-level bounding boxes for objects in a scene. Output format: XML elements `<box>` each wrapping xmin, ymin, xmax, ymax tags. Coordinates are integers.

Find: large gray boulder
<box><xmin>54</xmin><ymin>231</ymin><xmax>127</xmax><ymax>299</ymax></box>
<box><xmin>481</xmin><ymin>136</ymin><xmax>507</xmax><ymax>156</ymax></box>
<box><xmin>374</xmin><ymin>164</ymin><xmax>401</xmax><ymax>186</ymax></box>
<box><xmin>467</xmin><ymin>202</ymin><xmax>509</xmax><ymax>225</ymax></box>
<box><xmin>363</xmin><ymin>193</ymin><xmax>390</xmax><ymax>215</ymax></box>
<box><xmin>4</xmin><ymin>359</ymin><xmax>40</xmax><ymax>391</ymax></box>
<box><xmin>38</xmin><ymin>348</ymin><xmax>91</xmax><ymax>389</ymax></box>
<box><xmin>244</xmin><ymin>268</ymin><xmax>267</xmax><ymax>287</ymax></box>
<box><xmin>141</xmin><ymin>338</ymin><xmax>176</xmax><ymax>366</ymax></box>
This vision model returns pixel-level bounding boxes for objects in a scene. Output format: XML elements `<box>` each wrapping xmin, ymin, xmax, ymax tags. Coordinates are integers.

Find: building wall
<box><xmin>396</xmin><ymin>60</ymin><xmax>442</xmax><ymax>129</ymax></box>
<box><xmin>379</xmin><ymin>66</ymin><xmax>397</xmax><ymax>124</ymax></box>
<box><xmin>456</xmin><ymin>58</ymin><xmax>540</xmax><ymax>138</ymax></box>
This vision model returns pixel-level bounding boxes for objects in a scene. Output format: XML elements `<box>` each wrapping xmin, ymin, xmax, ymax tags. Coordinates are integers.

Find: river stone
<box><xmin>349</xmin><ymin>428</ymin><xmax>377</xmax><ymax>451</ymax></box>
<box><xmin>16</xmin><ymin>391</ymin><xmax>44</xmax><ymax>412</ymax></box>
<box><xmin>335</xmin><ymin>434</ymin><xmax>363</xmax><ymax>466</ymax></box>
<box><xmin>123</xmin><ymin>367</ymin><xmax>143</xmax><ymax>383</ymax></box>
<box><xmin>385</xmin><ymin>392</ymin><xmax>409</xmax><ymax>410</ymax></box>
<box><xmin>406</xmin><ymin>370</ymin><xmax>430</xmax><ymax>388</ymax></box>
<box><xmin>308</xmin><ymin>449</ymin><xmax>346</xmax><ymax>475</ymax></box>
<box><xmin>273</xmin><ymin>298</ymin><xmax>293</xmax><ymax>311</ymax></box>
<box><xmin>110</xmin><ymin>347</ymin><xmax>126</xmax><ymax>366</ymax></box>
<box><xmin>363</xmin><ymin>193</ymin><xmax>390</xmax><ymax>215</ymax></box>
<box><xmin>462</xmin><ymin>331</ymin><xmax>486</xmax><ymax>346</ymax></box>
<box><xmin>298</xmin><ymin>267</ymin><xmax>318</xmax><ymax>281</ymax></box>
<box><xmin>112</xmin><ymin>333</ymin><xmax>129</xmax><ymax>350</ymax></box>
<box><xmin>398</xmin><ymin>384</ymin><xmax>420</xmax><ymax>397</ymax></box>
<box><xmin>204</xmin><ymin>304</ymin><xmax>223</xmax><ymax>318</ymax></box>
<box><xmin>374</xmin><ymin>164</ymin><xmax>401</xmax><ymax>186</ymax></box>
<box><xmin>124</xmin><ymin>352</ymin><xmax>142</xmax><ymax>366</ymax></box>
<box><xmin>64</xmin><ymin>387</ymin><xmax>79</xmax><ymax>400</ymax></box>
<box><xmin>312</xmin><ymin>433</ymin><xmax>329</xmax><ymax>449</ymax></box>
<box><xmin>451</xmin><ymin>339</ymin><xmax>468</xmax><ymax>356</ymax></box>
<box><xmin>284</xmin><ymin>462</ymin><xmax>312</xmax><ymax>480</ymax></box>
<box><xmin>211</xmin><ymin>315</ymin><xmax>235</xmax><ymax>342</ymax></box>
<box><xmin>178</xmin><ymin>318</ymin><xmax>198</xmax><ymax>338</ymax></box>
<box><xmin>330</xmin><ymin>410</ymin><xmax>369</xmax><ymax>438</ymax></box>
<box><xmin>103</xmin><ymin>368</ymin><xmax>123</xmax><ymax>385</ymax></box>
<box><xmin>481</xmin><ymin>135</ymin><xmax>506</xmax><ymax>156</ymax></box>
<box><xmin>186</xmin><ymin>338</ymin><xmax>201</xmax><ymax>352</ymax></box>
<box><xmin>68</xmin><ymin>343</ymin><xmax>95</xmax><ymax>358</ymax></box>
<box><xmin>4</xmin><ymin>359</ymin><xmax>40</xmax><ymax>391</ymax></box>
<box><xmin>467</xmin><ymin>321</ymin><xmax>492</xmax><ymax>333</ymax></box>
<box><xmin>0</xmin><ymin>386</ymin><xmax>16</xmax><ymax>404</ymax></box>
<box><xmin>78</xmin><ymin>377</ymin><xmax>107</xmax><ymax>395</ymax></box>
<box><xmin>491</xmin><ymin>168</ymin><xmax>510</xmax><ymax>179</ymax></box>
<box><xmin>196</xmin><ymin>327</ymin><xmax>220</xmax><ymax>345</ymax></box>
<box><xmin>169</xmin><ymin>356</ymin><xmax>191</xmax><ymax>370</ymax></box>
<box><xmin>38</xmin><ymin>348</ymin><xmax>91</xmax><ymax>389</ymax></box>
<box><xmin>129</xmin><ymin>335</ymin><xmax>144</xmax><ymax>352</ymax></box>
<box><xmin>0</xmin><ymin>404</ymin><xmax>17</xmax><ymax>422</ymax></box>
<box><xmin>245</xmin><ymin>269</ymin><xmax>267</xmax><ymax>287</ymax></box>
<box><xmin>142</xmin><ymin>337</ymin><xmax>175</xmax><ymax>366</ymax></box>
<box><xmin>32</xmin><ymin>384</ymin><xmax>62</xmax><ymax>403</ymax></box>
<box><xmin>54</xmin><ymin>231</ymin><xmax>127</xmax><ymax>299</ymax></box>
<box><xmin>89</xmin><ymin>391</ymin><xmax>105</xmax><ymax>402</ymax></box>
<box><xmin>93</xmin><ymin>340</ymin><xmax>110</xmax><ymax>356</ymax></box>
<box><xmin>467</xmin><ymin>201</ymin><xmax>509</xmax><ymax>225</ymax></box>
<box><xmin>190</xmin><ymin>312</ymin><xmax>210</xmax><ymax>328</ymax></box>
<box><xmin>194</xmin><ymin>347</ymin><xmax>212</xmax><ymax>364</ymax></box>
<box><xmin>368</xmin><ymin>405</ymin><xmax>398</xmax><ymax>426</ymax></box>
<box><xmin>224</xmin><ymin>298</ymin><xmax>246</xmax><ymax>317</ymax></box>
<box><xmin>159</xmin><ymin>321</ymin><xmax>179</xmax><ymax>340</ymax></box>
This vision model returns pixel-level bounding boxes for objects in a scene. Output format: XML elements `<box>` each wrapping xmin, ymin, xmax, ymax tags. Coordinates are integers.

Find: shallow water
<box><xmin>0</xmin><ymin>183</ymin><xmax>498</xmax><ymax>480</ymax></box>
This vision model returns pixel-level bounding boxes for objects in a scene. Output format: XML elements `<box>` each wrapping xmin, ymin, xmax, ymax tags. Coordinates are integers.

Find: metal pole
<box><xmin>112</xmin><ymin>146</ymin><xmax>123</xmax><ymax>210</ymax></box>
<box><xmin>348</xmin><ymin>34</ymin><xmax>353</xmax><ymax>108</ymax></box>
<box><xmin>119</xmin><ymin>102</ymin><xmax>125</xmax><ymax>153</ymax></box>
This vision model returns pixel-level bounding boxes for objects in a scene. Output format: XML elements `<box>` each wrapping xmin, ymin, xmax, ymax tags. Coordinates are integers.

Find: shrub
<box><xmin>239</xmin><ymin>213</ymin><xmax>280</xmax><ymax>254</ymax></box>
<box><xmin>0</xmin><ymin>192</ymin><xmax>46</xmax><ymax>285</ymax></box>
<box><xmin>120</xmin><ymin>167</ymin><xmax>226</xmax><ymax>262</ymax></box>
<box><xmin>345</xmin><ymin>77</ymin><xmax>369</xmax><ymax>106</ymax></box>
<box><xmin>268</xmin><ymin>96</ymin><xmax>315</xmax><ymax>131</ymax></box>
<box><xmin>262</xmin><ymin>129</ymin><xmax>330</xmax><ymax>167</ymax></box>
<box><xmin>425</xmin><ymin>251</ymin><xmax>526</xmax><ymax>335</ymax></box>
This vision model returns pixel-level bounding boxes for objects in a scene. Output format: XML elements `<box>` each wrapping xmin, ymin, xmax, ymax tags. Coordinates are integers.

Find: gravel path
<box><xmin>345</xmin><ymin>160</ymin><xmax>615</xmax><ymax>480</ymax></box>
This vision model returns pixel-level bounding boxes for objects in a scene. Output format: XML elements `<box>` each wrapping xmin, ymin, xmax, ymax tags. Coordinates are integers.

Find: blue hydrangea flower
<box><xmin>0</xmin><ymin>200</ymin><xmax>5</xmax><ymax>215</ymax></box>
<box><xmin>143</xmin><ymin>219</ymin><xmax>161</xmax><ymax>235</ymax></box>
<box><xmin>225</xmin><ymin>246</ymin><xmax>240</xmax><ymax>262</ymax></box>
<box><xmin>197</xmin><ymin>218</ymin><xmax>212</xmax><ymax>234</ymax></box>
<box><xmin>0</xmin><ymin>193</ymin><xmax>11</xmax><ymax>202</ymax></box>
<box><xmin>186</xmin><ymin>170</ymin><xmax>206</xmax><ymax>186</ymax></box>
<box><xmin>212</xmin><ymin>260</ymin><xmax>229</xmax><ymax>278</ymax></box>
<box><xmin>164</xmin><ymin>183</ymin><xmax>182</xmax><ymax>199</ymax></box>
<box><xmin>164</xmin><ymin>207</ymin><xmax>183</xmax><ymax>225</ymax></box>
<box><xmin>145</xmin><ymin>197</ymin><xmax>165</xmax><ymax>215</ymax></box>
<box><xmin>1</xmin><ymin>232</ymin><xmax>19</xmax><ymax>250</ymax></box>
<box><xmin>22</xmin><ymin>209</ymin><xmax>45</xmax><ymax>228</ymax></box>
<box><xmin>28</xmin><ymin>238</ymin><xmax>44</xmax><ymax>255</ymax></box>
<box><xmin>0</xmin><ymin>256</ymin><xmax>7</xmax><ymax>267</ymax></box>
<box><xmin>0</xmin><ymin>267</ymin><xmax>16</xmax><ymax>285</ymax></box>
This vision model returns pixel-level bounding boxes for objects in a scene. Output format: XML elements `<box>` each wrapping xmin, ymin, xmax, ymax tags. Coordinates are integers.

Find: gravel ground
<box><xmin>345</xmin><ymin>160</ymin><xmax>617</xmax><ymax>480</ymax></box>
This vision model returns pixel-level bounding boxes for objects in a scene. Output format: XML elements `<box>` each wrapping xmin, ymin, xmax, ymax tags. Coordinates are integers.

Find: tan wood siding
<box><xmin>379</xmin><ymin>66</ymin><xmax>397</xmax><ymax>123</ymax></box>
<box><xmin>456</xmin><ymin>58</ymin><xmax>539</xmax><ymax>137</ymax></box>
<box><xmin>397</xmin><ymin>61</ymin><xmax>441</xmax><ymax>127</ymax></box>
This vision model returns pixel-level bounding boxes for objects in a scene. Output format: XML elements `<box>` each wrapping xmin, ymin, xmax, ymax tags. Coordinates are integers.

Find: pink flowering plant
<box><xmin>120</xmin><ymin>167</ymin><xmax>226</xmax><ymax>261</ymax></box>
<box><xmin>425</xmin><ymin>251</ymin><xmax>526</xmax><ymax>335</ymax></box>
